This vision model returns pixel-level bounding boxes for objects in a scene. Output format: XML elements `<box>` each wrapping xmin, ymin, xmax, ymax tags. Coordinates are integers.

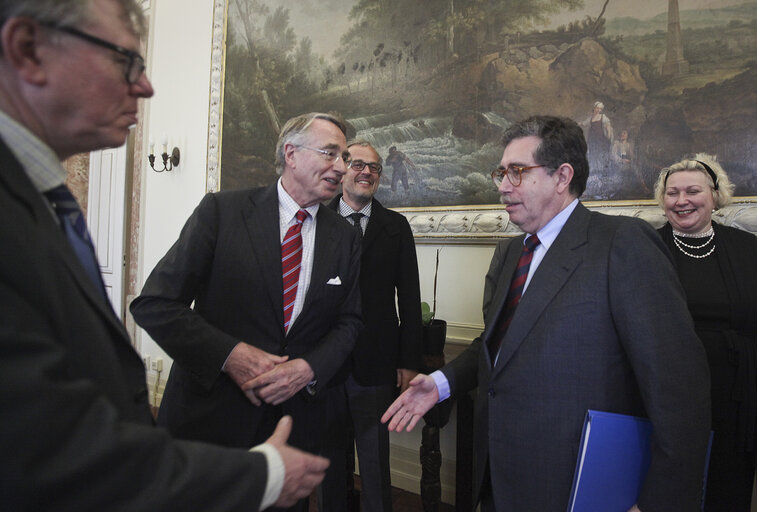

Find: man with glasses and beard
<box><xmin>320</xmin><ymin>141</ymin><xmax>423</xmax><ymax>512</ymax></box>
<box><xmin>382</xmin><ymin>116</ymin><xmax>711</xmax><ymax>512</ymax></box>
<box><xmin>131</xmin><ymin>112</ymin><xmax>362</xmax><ymax>511</ymax></box>
<box><xmin>0</xmin><ymin>1</ymin><xmax>330</xmax><ymax>510</ymax></box>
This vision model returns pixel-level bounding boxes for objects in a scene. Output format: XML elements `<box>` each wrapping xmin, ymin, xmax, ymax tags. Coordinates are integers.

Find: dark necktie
<box><xmin>44</xmin><ymin>184</ymin><xmax>107</xmax><ymax>299</ymax></box>
<box><xmin>282</xmin><ymin>209</ymin><xmax>308</xmax><ymax>332</ymax></box>
<box><xmin>348</xmin><ymin>212</ymin><xmax>364</xmax><ymax>238</ymax></box>
<box><xmin>488</xmin><ymin>234</ymin><xmax>541</xmax><ymax>359</ymax></box>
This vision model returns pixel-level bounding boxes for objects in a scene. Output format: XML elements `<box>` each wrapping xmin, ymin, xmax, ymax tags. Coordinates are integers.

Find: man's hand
<box><xmin>266</xmin><ymin>416</ymin><xmax>330</xmax><ymax>508</ymax></box>
<box><xmin>223</xmin><ymin>342</ymin><xmax>288</xmax><ymax>405</ymax></box>
<box><xmin>243</xmin><ymin>358</ymin><xmax>314</xmax><ymax>405</ymax></box>
<box><xmin>381</xmin><ymin>373</ymin><xmax>439</xmax><ymax>432</ymax></box>
<box><xmin>396</xmin><ymin>368</ymin><xmax>418</xmax><ymax>393</ymax></box>
<box><xmin>628</xmin><ymin>506</ymin><xmax>641</xmax><ymax>512</ymax></box>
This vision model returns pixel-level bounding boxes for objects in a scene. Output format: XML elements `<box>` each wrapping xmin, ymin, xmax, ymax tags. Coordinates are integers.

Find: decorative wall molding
<box><xmin>399</xmin><ymin>201</ymin><xmax>757</xmax><ymax>244</ymax></box>
<box><xmin>206</xmin><ymin>0</ymin><xmax>227</xmax><ymax>193</ymax></box>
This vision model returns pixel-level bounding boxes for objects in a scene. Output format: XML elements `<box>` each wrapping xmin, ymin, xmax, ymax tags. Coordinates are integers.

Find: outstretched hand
<box><xmin>381</xmin><ymin>373</ymin><xmax>439</xmax><ymax>432</ymax></box>
<box><xmin>266</xmin><ymin>416</ymin><xmax>330</xmax><ymax>508</ymax></box>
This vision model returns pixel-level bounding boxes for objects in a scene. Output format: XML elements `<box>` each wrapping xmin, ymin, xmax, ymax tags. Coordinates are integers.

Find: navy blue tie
<box><xmin>44</xmin><ymin>185</ymin><xmax>107</xmax><ymax>299</ymax></box>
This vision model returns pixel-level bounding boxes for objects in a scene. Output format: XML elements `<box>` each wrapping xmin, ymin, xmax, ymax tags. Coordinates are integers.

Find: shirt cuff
<box><xmin>430</xmin><ymin>370</ymin><xmax>450</xmax><ymax>402</ymax></box>
<box><xmin>305</xmin><ymin>378</ymin><xmax>318</xmax><ymax>396</ymax></box>
<box><xmin>250</xmin><ymin>442</ymin><xmax>285</xmax><ymax>509</ymax></box>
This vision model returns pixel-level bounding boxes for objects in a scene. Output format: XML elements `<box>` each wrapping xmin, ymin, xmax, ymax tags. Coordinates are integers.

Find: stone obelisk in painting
<box><xmin>662</xmin><ymin>0</ymin><xmax>689</xmax><ymax>77</ymax></box>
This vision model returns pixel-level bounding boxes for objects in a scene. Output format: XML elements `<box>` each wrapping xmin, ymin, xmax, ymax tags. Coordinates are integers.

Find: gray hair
<box><xmin>347</xmin><ymin>139</ymin><xmax>382</xmax><ymax>165</ymax></box>
<box><xmin>274</xmin><ymin>112</ymin><xmax>347</xmax><ymax>174</ymax></box>
<box><xmin>654</xmin><ymin>153</ymin><xmax>735</xmax><ymax>209</ymax></box>
<box><xmin>0</xmin><ymin>0</ymin><xmax>146</xmax><ymax>39</ymax></box>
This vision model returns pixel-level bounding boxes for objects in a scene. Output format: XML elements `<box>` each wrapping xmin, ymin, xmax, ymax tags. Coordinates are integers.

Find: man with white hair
<box><xmin>131</xmin><ymin>111</ymin><xmax>362</xmax><ymax>512</ymax></box>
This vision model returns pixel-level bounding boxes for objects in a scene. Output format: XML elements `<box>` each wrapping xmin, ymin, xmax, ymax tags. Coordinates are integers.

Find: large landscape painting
<box><xmin>219</xmin><ymin>0</ymin><xmax>757</xmax><ymax>207</ymax></box>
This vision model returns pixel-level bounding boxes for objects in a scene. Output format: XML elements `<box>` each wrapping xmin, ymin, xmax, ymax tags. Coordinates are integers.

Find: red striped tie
<box><xmin>282</xmin><ymin>209</ymin><xmax>308</xmax><ymax>332</ymax></box>
<box><xmin>489</xmin><ymin>234</ymin><xmax>541</xmax><ymax>358</ymax></box>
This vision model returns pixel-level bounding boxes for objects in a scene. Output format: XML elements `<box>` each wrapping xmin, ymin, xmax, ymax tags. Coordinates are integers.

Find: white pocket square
<box><xmin>326</xmin><ymin>276</ymin><xmax>342</xmax><ymax>285</ymax></box>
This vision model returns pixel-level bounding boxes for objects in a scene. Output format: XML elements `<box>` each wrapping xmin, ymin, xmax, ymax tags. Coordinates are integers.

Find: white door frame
<box><xmin>87</xmin><ymin>145</ymin><xmax>127</xmax><ymax>319</ymax></box>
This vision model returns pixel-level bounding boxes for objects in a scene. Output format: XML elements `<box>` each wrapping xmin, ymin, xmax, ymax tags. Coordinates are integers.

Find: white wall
<box><xmin>136</xmin><ymin>0</ymin><xmax>217</xmax><ymax>366</ymax></box>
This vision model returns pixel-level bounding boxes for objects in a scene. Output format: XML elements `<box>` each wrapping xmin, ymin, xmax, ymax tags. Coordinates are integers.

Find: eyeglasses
<box><xmin>348</xmin><ymin>159</ymin><xmax>382</xmax><ymax>175</ymax></box>
<box><xmin>296</xmin><ymin>145</ymin><xmax>351</xmax><ymax>166</ymax></box>
<box><xmin>42</xmin><ymin>23</ymin><xmax>146</xmax><ymax>85</ymax></box>
<box><xmin>491</xmin><ymin>164</ymin><xmax>544</xmax><ymax>187</ymax></box>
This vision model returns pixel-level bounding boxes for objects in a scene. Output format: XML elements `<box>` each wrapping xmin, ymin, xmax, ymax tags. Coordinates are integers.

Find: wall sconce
<box><xmin>149</xmin><ymin>138</ymin><xmax>180</xmax><ymax>172</ymax></box>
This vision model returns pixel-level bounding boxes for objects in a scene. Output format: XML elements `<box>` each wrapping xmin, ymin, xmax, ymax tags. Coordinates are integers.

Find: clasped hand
<box><xmin>224</xmin><ymin>342</ymin><xmax>313</xmax><ymax>405</ymax></box>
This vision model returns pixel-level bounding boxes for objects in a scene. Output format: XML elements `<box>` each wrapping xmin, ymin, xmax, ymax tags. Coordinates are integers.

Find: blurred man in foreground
<box><xmin>0</xmin><ymin>1</ymin><xmax>327</xmax><ymax>509</ymax></box>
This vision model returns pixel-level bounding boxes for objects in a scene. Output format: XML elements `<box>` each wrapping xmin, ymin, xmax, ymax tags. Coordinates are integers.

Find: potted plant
<box><xmin>421</xmin><ymin>248</ymin><xmax>447</xmax><ymax>358</ymax></box>
<box><xmin>419</xmin><ymin>248</ymin><xmax>452</xmax><ymax>428</ymax></box>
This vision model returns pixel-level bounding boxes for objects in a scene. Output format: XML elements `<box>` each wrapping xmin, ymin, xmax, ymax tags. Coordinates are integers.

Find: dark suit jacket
<box><xmin>658</xmin><ymin>222</ymin><xmax>757</xmax><ymax>458</ymax></box>
<box><xmin>130</xmin><ymin>184</ymin><xmax>362</xmax><ymax>451</ymax></box>
<box><xmin>0</xmin><ymin>138</ymin><xmax>268</xmax><ymax>511</ymax></box>
<box><xmin>328</xmin><ymin>195</ymin><xmax>422</xmax><ymax>386</ymax></box>
<box><xmin>442</xmin><ymin>202</ymin><xmax>711</xmax><ymax>512</ymax></box>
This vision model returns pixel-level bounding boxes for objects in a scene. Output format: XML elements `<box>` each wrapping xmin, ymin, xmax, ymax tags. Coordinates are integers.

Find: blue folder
<box><xmin>567</xmin><ymin>410</ymin><xmax>652</xmax><ymax>512</ymax></box>
<box><xmin>567</xmin><ymin>410</ymin><xmax>712</xmax><ymax>512</ymax></box>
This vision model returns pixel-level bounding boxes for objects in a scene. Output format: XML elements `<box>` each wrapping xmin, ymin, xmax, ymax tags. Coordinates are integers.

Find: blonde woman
<box><xmin>655</xmin><ymin>154</ymin><xmax>757</xmax><ymax>511</ymax></box>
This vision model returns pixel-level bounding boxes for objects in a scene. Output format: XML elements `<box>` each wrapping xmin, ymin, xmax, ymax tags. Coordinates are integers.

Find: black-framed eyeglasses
<box><xmin>491</xmin><ymin>164</ymin><xmax>544</xmax><ymax>187</ymax></box>
<box><xmin>42</xmin><ymin>23</ymin><xmax>145</xmax><ymax>85</ymax></box>
<box><xmin>348</xmin><ymin>159</ymin><xmax>382</xmax><ymax>175</ymax></box>
<box><xmin>296</xmin><ymin>145</ymin><xmax>351</xmax><ymax>166</ymax></box>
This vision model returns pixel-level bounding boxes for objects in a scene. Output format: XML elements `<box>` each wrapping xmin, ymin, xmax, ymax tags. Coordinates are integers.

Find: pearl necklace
<box><xmin>672</xmin><ymin>227</ymin><xmax>715</xmax><ymax>259</ymax></box>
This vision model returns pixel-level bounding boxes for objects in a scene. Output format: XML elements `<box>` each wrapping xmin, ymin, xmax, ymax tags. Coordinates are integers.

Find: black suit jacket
<box><xmin>443</xmin><ymin>203</ymin><xmax>711</xmax><ymax>512</ymax></box>
<box><xmin>130</xmin><ymin>184</ymin><xmax>362</xmax><ymax>451</ymax></box>
<box><xmin>329</xmin><ymin>195</ymin><xmax>422</xmax><ymax>385</ymax></box>
<box><xmin>0</xmin><ymin>138</ymin><xmax>268</xmax><ymax>511</ymax></box>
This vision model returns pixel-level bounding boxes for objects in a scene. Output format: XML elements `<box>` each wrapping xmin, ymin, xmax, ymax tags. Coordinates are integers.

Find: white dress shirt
<box><xmin>277</xmin><ymin>179</ymin><xmax>319</xmax><ymax>332</ymax></box>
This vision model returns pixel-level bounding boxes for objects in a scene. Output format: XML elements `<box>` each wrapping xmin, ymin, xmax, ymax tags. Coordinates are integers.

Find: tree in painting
<box><xmin>220</xmin><ymin>0</ymin><xmax>757</xmax><ymax>207</ymax></box>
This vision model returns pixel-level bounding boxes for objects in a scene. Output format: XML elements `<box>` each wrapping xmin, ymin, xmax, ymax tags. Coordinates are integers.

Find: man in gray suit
<box><xmin>131</xmin><ymin>112</ymin><xmax>362</xmax><ymax>511</ymax></box>
<box><xmin>383</xmin><ymin>116</ymin><xmax>711</xmax><ymax>511</ymax></box>
<box><xmin>0</xmin><ymin>0</ymin><xmax>328</xmax><ymax>510</ymax></box>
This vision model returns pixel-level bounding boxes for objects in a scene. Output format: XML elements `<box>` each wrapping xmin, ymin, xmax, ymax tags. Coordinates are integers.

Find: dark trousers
<box><xmin>319</xmin><ymin>375</ymin><xmax>395</xmax><ymax>512</ymax></box>
<box><xmin>704</xmin><ymin>447</ymin><xmax>755</xmax><ymax>511</ymax></box>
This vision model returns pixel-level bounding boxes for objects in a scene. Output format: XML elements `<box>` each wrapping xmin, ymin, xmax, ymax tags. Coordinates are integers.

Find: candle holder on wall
<box><xmin>149</xmin><ymin>146</ymin><xmax>180</xmax><ymax>173</ymax></box>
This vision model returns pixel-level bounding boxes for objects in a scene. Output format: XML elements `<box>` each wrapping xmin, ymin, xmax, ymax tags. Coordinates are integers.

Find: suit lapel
<box><xmin>303</xmin><ymin>206</ymin><xmax>338</xmax><ymax>311</ymax></box>
<box><xmin>0</xmin><ymin>140</ymin><xmax>130</xmax><ymax>340</ymax></box>
<box><xmin>492</xmin><ymin>204</ymin><xmax>589</xmax><ymax>375</ymax></box>
<box><xmin>480</xmin><ymin>236</ymin><xmax>524</xmax><ymax>368</ymax></box>
<box><xmin>362</xmin><ymin>198</ymin><xmax>387</xmax><ymax>252</ymax></box>
<box><xmin>241</xmin><ymin>184</ymin><xmax>285</xmax><ymax>333</ymax></box>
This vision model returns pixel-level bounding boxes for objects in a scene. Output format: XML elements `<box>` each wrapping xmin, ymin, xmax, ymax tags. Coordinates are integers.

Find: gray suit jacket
<box><xmin>0</xmin><ymin>138</ymin><xmax>268</xmax><ymax>511</ymax></box>
<box><xmin>131</xmin><ymin>184</ymin><xmax>362</xmax><ymax>451</ymax></box>
<box><xmin>443</xmin><ymin>202</ymin><xmax>711</xmax><ymax>512</ymax></box>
